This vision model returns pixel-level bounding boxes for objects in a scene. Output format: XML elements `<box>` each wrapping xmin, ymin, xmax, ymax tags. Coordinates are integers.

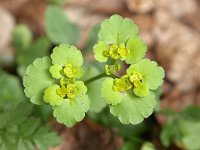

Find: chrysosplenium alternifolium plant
<box><xmin>23</xmin><ymin>15</ymin><xmax>165</xmax><ymax>127</ymax></box>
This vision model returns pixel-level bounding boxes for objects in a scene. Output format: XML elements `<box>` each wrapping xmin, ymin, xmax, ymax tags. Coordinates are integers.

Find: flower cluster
<box><xmin>24</xmin><ymin>44</ymin><xmax>90</xmax><ymax>127</ymax></box>
<box><xmin>94</xmin><ymin>15</ymin><xmax>165</xmax><ymax>124</ymax></box>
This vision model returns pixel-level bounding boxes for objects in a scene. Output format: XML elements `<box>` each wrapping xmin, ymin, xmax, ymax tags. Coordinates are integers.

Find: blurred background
<box><xmin>0</xmin><ymin>0</ymin><xmax>200</xmax><ymax>150</ymax></box>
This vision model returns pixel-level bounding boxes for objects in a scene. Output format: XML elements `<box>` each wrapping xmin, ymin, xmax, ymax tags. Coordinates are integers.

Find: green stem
<box><xmin>84</xmin><ymin>73</ymin><xmax>119</xmax><ymax>85</ymax></box>
<box><xmin>84</xmin><ymin>73</ymin><xmax>107</xmax><ymax>85</ymax></box>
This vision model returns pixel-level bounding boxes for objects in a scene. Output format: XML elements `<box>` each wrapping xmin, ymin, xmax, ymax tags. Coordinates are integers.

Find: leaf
<box><xmin>152</xmin><ymin>87</ymin><xmax>162</xmax><ymax>112</ymax></box>
<box><xmin>101</xmin><ymin>77</ymin><xmax>123</xmax><ymax>105</ymax></box>
<box><xmin>141</xmin><ymin>142</ymin><xmax>156</xmax><ymax>150</ymax></box>
<box><xmin>12</xmin><ymin>24</ymin><xmax>32</xmax><ymax>51</ymax></box>
<box><xmin>45</xmin><ymin>5</ymin><xmax>79</xmax><ymax>44</ymax></box>
<box><xmin>18</xmin><ymin>118</ymin><xmax>40</xmax><ymax>137</ymax></box>
<box><xmin>32</xmin><ymin>105</ymin><xmax>53</xmax><ymax>122</ymax></box>
<box><xmin>23</xmin><ymin>57</ymin><xmax>55</xmax><ymax>105</ymax></box>
<box><xmin>0</xmin><ymin>101</ymin><xmax>61</xmax><ymax>150</ymax></box>
<box><xmin>43</xmin><ymin>84</ymin><xmax>63</xmax><ymax>106</ymax></box>
<box><xmin>120</xmin><ymin>141</ymin><xmax>140</xmax><ymax>150</ymax></box>
<box><xmin>134</xmin><ymin>83</ymin><xmax>149</xmax><ymax>97</ymax></box>
<box><xmin>0</xmin><ymin>69</ymin><xmax>25</xmax><ymax>110</ymax></box>
<box><xmin>93</xmin><ymin>42</ymin><xmax>109</xmax><ymax>62</ymax></box>
<box><xmin>179</xmin><ymin>106</ymin><xmax>200</xmax><ymax>122</ymax></box>
<box><xmin>84</xmin><ymin>24</ymin><xmax>101</xmax><ymax>54</ymax></box>
<box><xmin>98</xmin><ymin>14</ymin><xmax>138</xmax><ymax>44</ymax></box>
<box><xmin>180</xmin><ymin>120</ymin><xmax>200</xmax><ymax>150</ymax></box>
<box><xmin>17</xmin><ymin>36</ymin><xmax>51</xmax><ymax>77</ymax></box>
<box><xmin>53</xmin><ymin>94</ymin><xmax>90</xmax><ymax>127</ymax></box>
<box><xmin>126</xmin><ymin>36</ymin><xmax>147</xmax><ymax>64</ymax></box>
<box><xmin>82</xmin><ymin>63</ymin><xmax>106</xmax><ymax>113</ymax></box>
<box><xmin>74</xmin><ymin>81</ymin><xmax>87</xmax><ymax>96</ymax></box>
<box><xmin>127</xmin><ymin>59</ymin><xmax>165</xmax><ymax>90</ymax></box>
<box><xmin>49</xmin><ymin>64</ymin><xmax>62</xmax><ymax>79</ymax></box>
<box><xmin>51</xmin><ymin>44</ymin><xmax>83</xmax><ymax>67</ymax></box>
<box><xmin>8</xmin><ymin>102</ymin><xmax>34</xmax><ymax>125</ymax></box>
<box><xmin>160</xmin><ymin>117</ymin><xmax>181</xmax><ymax>147</ymax></box>
<box><xmin>0</xmin><ymin>133</ymin><xmax>17</xmax><ymax>150</ymax></box>
<box><xmin>17</xmin><ymin>139</ymin><xmax>34</xmax><ymax>150</ymax></box>
<box><xmin>110</xmin><ymin>92</ymin><xmax>156</xmax><ymax>125</ymax></box>
<box><xmin>33</xmin><ymin>126</ymin><xmax>61</xmax><ymax>150</ymax></box>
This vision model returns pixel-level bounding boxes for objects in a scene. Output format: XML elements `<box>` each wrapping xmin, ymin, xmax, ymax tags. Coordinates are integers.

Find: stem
<box><xmin>84</xmin><ymin>73</ymin><xmax>119</xmax><ymax>85</ymax></box>
<box><xmin>84</xmin><ymin>73</ymin><xmax>107</xmax><ymax>85</ymax></box>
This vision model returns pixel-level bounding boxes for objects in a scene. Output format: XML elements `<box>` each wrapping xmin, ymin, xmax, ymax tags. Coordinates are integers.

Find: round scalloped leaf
<box><xmin>53</xmin><ymin>94</ymin><xmax>90</xmax><ymax>127</ymax></box>
<box><xmin>110</xmin><ymin>92</ymin><xmax>156</xmax><ymax>124</ymax></box>
<box><xmin>126</xmin><ymin>36</ymin><xmax>147</xmax><ymax>64</ymax></box>
<box><xmin>13</xmin><ymin>24</ymin><xmax>32</xmax><ymax>51</ymax></box>
<box><xmin>74</xmin><ymin>67</ymin><xmax>84</xmax><ymax>78</ymax></box>
<box><xmin>49</xmin><ymin>64</ymin><xmax>62</xmax><ymax>79</ymax></box>
<box><xmin>102</xmin><ymin>78</ymin><xmax>123</xmax><ymax>105</ymax></box>
<box><xmin>134</xmin><ymin>83</ymin><xmax>149</xmax><ymax>97</ymax></box>
<box><xmin>82</xmin><ymin>63</ymin><xmax>106</xmax><ymax>113</ymax></box>
<box><xmin>98</xmin><ymin>15</ymin><xmax>139</xmax><ymax>44</ymax></box>
<box><xmin>74</xmin><ymin>81</ymin><xmax>87</xmax><ymax>96</ymax></box>
<box><xmin>51</xmin><ymin>44</ymin><xmax>83</xmax><ymax>67</ymax></box>
<box><xmin>127</xmin><ymin>59</ymin><xmax>165</xmax><ymax>90</ymax></box>
<box><xmin>43</xmin><ymin>84</ymin><xmax>63</xmax><ymax>106</ymax></box>
<box><xmin>45</xmin><ymin>6</ymin><xmax>79</xmax><ymax>45</ymax></box>
<box><xmin>23</xmin><ymin>57</ymin><xmax>55</xmax><ymax>105</ymax></box>
<box><xmin>93</xmin><ymin>42</ymin><xmax>109</xmax><ymax>62</ymax></box>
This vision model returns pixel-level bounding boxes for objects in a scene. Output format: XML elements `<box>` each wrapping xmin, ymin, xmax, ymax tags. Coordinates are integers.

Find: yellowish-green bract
<box><xmin>23</xmin><ymin>14</ymin><xmax>165</xmax><ymax>127</ymax></box>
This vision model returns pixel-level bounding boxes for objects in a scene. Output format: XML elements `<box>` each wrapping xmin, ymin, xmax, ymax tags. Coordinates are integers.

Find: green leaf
<box><xmin>179</xmin><ymin>120</ymin><xmax>200</xmax><ymax>150</ymax></box>
<box><xmin>53</xmin><ymin>94</ymin><xmax>90</xmax><ymax>127</ymax></box>
<box><xmin>0</xmin><ymin>133</ymin><xmax>17</xmax><ymax>150</ymax></box>
<box><xmin>23</xmin><ymin>57</ymin><xmax>55</xmax><ymax>105</ymax></box>
<box><xmin>120</xmin><ymin>141</ymin><xmax>140</xmax><ymax>150</ymax></box>
<box><xmin>51</xmin><ymin>44</ymin><xmax>83</xmax><ymax>67</ymax></box>
<box><xmin>45</xmin><ymin>5</ymin><xmax>79</xmax><ymax>44</ymax></box>
<box><xmin>18</xmin><ymin>118</ymin><xmax>40</xmax><ymax>137</ymax></box>
<box><xmin>126</xmin><ymin>36</ymin><xmax>147</xmax><ymax>64</ymax></box>
<box><xmin>98</xmin><ymin>14</ymin><xmax>138</xmax><ymax>44</ymax></box>
<box><xmin>74</xmin><ymin>81</ymin><xmax>87</xmax><ymax>96</ymax></box>
<box><xmin>102</xmin><ymin>78</ymin><xmax>123</xmax><ymax>105</ymax></box>
<box><xmin>160</xmin><ymin>117</ymin><xmax>181</xmax><ymax>147</ymax></box>
<box><xmin>43</xmin><ymin>84</ymin><xmax>63</xmax><ymax>106</ymax></box>
<box><xmin>134</xmin><ymin>83</ymin><xmax>149</xmax><ymax>97</ymax></box>
<box><xmin>49</xmin><ymin>64</ymin><xmax>62</xmax><ymax>79</ymax></box>
<box><xmin>110</xmin><ymin>92</ymin><xmax>156</xmax><ymax>125</ymax></box>
<box><xmin>0</xmin><ymin>101</ymin><xmax>61</xmax><ymax>150</ymax></box>
<box><xmin>127</xmin><ymin>59</ymin><xmax>165</xmax><ymax>90</ymax></box>
<box><xmin>141</xmin><ymin>142</ymin><xmax>156</xmax><ymax>150</ymax></box>
<box><xmin>179</xmin><ymin>106</ymin><xmax>200</xmax><ymax>122</ymax></box>
<box><xmin>153</xmin><ymin>87</ymin><xmax>162</xmax><ymax>112</ymax></box>
<box><xmin>13</xmin><ymin>24</ymin><xmax>32</xmax><ymax>51</ymax></box>
<box><xmin>33</xmin><ymin>105</ymin><xmax>53</xmax><ymax>122</ymax></box>
<box><xmin>0</xmin><ymin>69</ymin><xmax>25</xmax><ymax>110</ymax></box>
<box><xmin>93</xmin><ymin>42</ymin><xmax>109</xmax><ymax>62</ymax></box>
<box><xmin>17</xmin><ymin>139</ymin><xmax>34</xmax><ymax>150</ymax></box>
<box><xmin>17</xmin><ymin>36</ymin><xmax>51</xmax><ymax>77</ymax></box>
<box><xmin>33</xmin><ymin>126</ymin><xmax>61</xmax><ymax>150</ymax></box>
<box><xmin>82</xmin><ymin>63</ymin><xmax>106</xmax><ymax>113</ymax></box>
<box><xmin>84</xmin><ymin>24</ymin><xmax>100</xmax><ymax>54</ymax></box>
<box><xmin>8</xmin><ymin>102</ymin><xmax>33</xmax><ymax>125</ymax></box>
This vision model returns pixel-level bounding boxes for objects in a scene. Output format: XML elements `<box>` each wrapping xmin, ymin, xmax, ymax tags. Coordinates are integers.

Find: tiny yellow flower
<box><xmin>105</xmin><ymin>63</ymin><xmax>121</xmax><ymax>75</ymax></box>
<box><xmin>63</xmin><ymin>64</ymin><xmax>77</xmax><ymax>78</ymax></box>
<box><xmin>129</xmin><ymin>72</ymin><xmax>143</xmax><ymax>88</ymax></box>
